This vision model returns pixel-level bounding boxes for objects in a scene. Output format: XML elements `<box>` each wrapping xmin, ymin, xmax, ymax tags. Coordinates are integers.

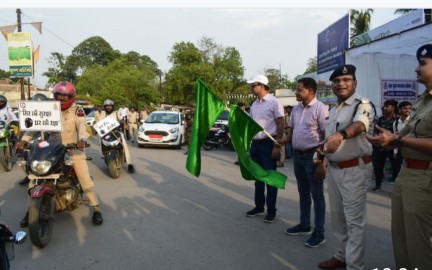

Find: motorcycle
<box><xmin>0</xmin><ymin>120</ymin><xmax>18</xmax><ymax>172</ymax></box>
<box><xmin>101</xmin><ymin>128</ymin><xmax>125</xmax><ymax>179</ymax></box>
<box><xmin>203</xmin><ymin>123</ymin><xmax>234</xmax><ymax>151</ymax></box>
<box><xmin>17</xmin><ymin>139</ymin><xmax>87</xmax><ymax>248</ymax></box>
<box><xmin>0</xmin><ymin>208</ymin><xmax>27</xmax><ymax>270</ymax></box>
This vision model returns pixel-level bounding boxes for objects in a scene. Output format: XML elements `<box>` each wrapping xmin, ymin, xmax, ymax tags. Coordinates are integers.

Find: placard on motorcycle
<box><xmin>93</xmin><ymin>115</ymin><xmax>120</xmax><ymax>137</ymax></box>
<box><xmin>18</xmin><ymin>101</ymin><xmax>62</xmax><ymax>132</ymax></box>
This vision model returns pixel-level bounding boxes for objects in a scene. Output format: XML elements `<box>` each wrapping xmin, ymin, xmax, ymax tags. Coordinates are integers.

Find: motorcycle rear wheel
<box><xmin>29</xmin><ymin>195</ymin><xmax>54</xmax><ymax>248</ymax></box>
<box><xmin>108</xmin><ymin>159</ymin><xmax>121</xmax><ymax>179</ymax></box>
<box><xmin>202</xmin><ymin>143</ymin><xmax>213</xmax><ymax>151</ymax></box>
<box><xmin>0</xmin><ymin>146</ymin><xmax>13</xmax><ymax>172</ymax></box>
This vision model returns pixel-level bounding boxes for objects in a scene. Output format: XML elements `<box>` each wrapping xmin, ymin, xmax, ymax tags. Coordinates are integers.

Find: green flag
<box><xmin>229</xmin><ymin>105</ymin><xmax>287</xmax><ymax>189</ymax></box>
<box><xmin>186</xmin><ymin>79</ymin><xmax>225</xmax><ymax>177</ymax></box>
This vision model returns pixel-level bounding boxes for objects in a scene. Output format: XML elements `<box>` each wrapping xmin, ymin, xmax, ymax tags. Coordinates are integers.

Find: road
<box><xmin>1</xmin><ymin>137</ymin><xmax>396</xmax><ymax>270</ymax></box>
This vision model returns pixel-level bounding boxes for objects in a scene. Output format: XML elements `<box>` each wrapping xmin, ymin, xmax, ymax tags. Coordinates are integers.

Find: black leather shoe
<box><xmin>20</xmin><ymin>212</ymin><xmax>29</xmax><ymax>228</ymax></box>
<box><xmin>92</xmin><ymin>211</ymin><xmax>103</xmax><ymax>225</ymax></box>
<box><xmin>128</xmin><ymin>164</ymin><xmax>135</xmax><ymax>173</ymax></box>
<box><xmin>19</xmin><ymin>177</ymin><xmax>30</xmax><ymax>186</ymax></box>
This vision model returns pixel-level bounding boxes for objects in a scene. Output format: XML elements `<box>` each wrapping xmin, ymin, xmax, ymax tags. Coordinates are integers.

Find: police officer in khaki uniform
<box><xmin>184</xmin><ymin>105</ymin><xmax>195</xmax><ymax>155</ymax></box>
<box><xmin>102</xmin><ymin>99</ymin><xmax>135</xmax><ymax>173</ymax></box>
<box><xmin>127</xmin><ymin>106</ymin><xmax>139</xmax><ymax>143</ymax></box>
<box><xmin>318</xmin><ymin>65</ymin><xmax>375</xmax><ymax>270</ymax></box>
<box><xmin>18</xmin><ymin>81</ymin><xmax>103</xmax><ymax>226</ymax></box>
<box><xmin>367</xmin><ymin>44</ymin><xmax>432</xmax><ymax>270</ymax></box>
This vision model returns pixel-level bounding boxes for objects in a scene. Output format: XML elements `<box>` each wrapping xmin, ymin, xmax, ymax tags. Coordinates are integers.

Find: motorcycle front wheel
<box><xmin>107</xmin><ymin>159</ymin><xmax>121</xmax><ymax>179</ymax></box>
<box><xmin>0</xmin><ymin>146</ymin><xmax>13</xmax><ymax>172</ymax></box>
<box><xmin>29</xmin><ymin>195</ymin><xmax>54</xmax><ymax>248</ymax></box>
<box><xmin>202</xmin><ymin>142</ymin><xmax>213</xmax><ymax>151</ymax></box>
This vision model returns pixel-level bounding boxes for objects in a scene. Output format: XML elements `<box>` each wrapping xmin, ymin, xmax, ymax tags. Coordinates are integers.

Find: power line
<box><xmin>21</xmin><ymin>11</ymin><xmax>75</xmax><ymax>49</ymax></box>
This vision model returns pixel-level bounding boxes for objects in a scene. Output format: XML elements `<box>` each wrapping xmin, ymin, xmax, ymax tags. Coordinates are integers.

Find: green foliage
<box><xmin>76</xmin><ymin>58</ymin><xmax>159</xmax><ymax>108</ymax></box>
<box><xmin>164</xmin><ymin>37</ymin><xmax>245</xmax><ymax>105</ymax></box>
<box><xmin>350</xmin><ymin>9</ymin><xmax>374</xmax><ymax>47</ymax></box>
<box><xmin>304</xmin><ymin>56</ymin><xmax>317</xmax><ymax>74</ymax></box>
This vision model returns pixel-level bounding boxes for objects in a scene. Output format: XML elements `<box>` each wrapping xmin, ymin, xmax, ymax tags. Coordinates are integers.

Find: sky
<box><xmin>0</xmin><ymin>1</ymin><xmax>424</xmax><ymax>88</ymax></box>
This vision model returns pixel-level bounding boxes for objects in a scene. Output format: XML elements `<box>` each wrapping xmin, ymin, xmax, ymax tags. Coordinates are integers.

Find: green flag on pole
<box><xmin>186</xmin><ymin>79</ymin><xmax>225</xmax><ymax>177</ymax></box>
<box><xmin>229</xmin><ymin>105</ymin><xmax>287</xmax><ymax>189</ymax></box>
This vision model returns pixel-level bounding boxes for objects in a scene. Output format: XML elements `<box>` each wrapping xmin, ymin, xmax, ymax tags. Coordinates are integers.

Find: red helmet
<box><xmin>53</xmin><ymin>81</ymin><xmax>77</xmax><ymax>110</ymax></box>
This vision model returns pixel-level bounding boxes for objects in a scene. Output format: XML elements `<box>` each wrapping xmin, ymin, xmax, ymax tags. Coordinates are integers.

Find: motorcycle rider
<box><xmin>17</xmin><ymin>81</ymin><xmax>103</xmax><ymax>226</ymax></box>
<box><xmin>0</xmin><ymin>95</ymin><xmax>18</xmax><ymax>124</ymax></box>
<box><xmin>102</xmin><ymin>99</ymin><xmax>135</xmax><ymax>173</ymax></box>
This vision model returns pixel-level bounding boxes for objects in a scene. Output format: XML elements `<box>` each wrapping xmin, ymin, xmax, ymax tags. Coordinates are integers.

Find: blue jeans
<box><xmin>285</xmin><ymin>143</ymin><xmax>293</xmax><ymax>159</ymax></box>
<box><xmin>250</xmin><ymin>140</ymin><xmax>278</xmax><ymax>214</ymax></box>
<box><xmin>293</xmin><ymin>151</ymin><xmax>326</xmax><ymax>235</ymax></box>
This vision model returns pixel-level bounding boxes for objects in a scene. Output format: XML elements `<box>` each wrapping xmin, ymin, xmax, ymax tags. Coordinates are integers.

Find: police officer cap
<box><xmin>329</xmin><ymin>64</ymin><xmax>356</xmax><ymax>81</ymax></box>
<box><xmin>416</xmin><ymin>44</ymin><xmax>432</xmax><ymax>61</ymax></box>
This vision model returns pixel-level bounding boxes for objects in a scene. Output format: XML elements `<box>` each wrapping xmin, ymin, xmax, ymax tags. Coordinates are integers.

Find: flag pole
<box><xmin>262</xmin><ymin>129</ymin><xmax>282</xmax><ymax>147</ymax></box>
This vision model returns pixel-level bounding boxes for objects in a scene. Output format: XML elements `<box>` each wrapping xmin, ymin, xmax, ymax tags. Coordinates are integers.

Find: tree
<box><xmin>350</xmin><ymin>9</ymin><xmax>374</xmax><ymax>46</ymax></box>
<box><xmin>394</xmin><ymin>9</ymin><xmax>416</xmax><ymax>15</ymax></box>
<box><xmin>164</xmin><ymin>37</ymin><xmax>245</xmax><ymax>105</ymax></box>
<box><xmin>304</xmin><ymin>56</ymin><xmax>317</xmax><ymax>74</ymax></box>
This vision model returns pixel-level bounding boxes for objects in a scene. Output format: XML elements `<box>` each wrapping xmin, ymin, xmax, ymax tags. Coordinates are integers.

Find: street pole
<box><xmin>17</xmin><ymin>8</ymin><xmax>25</xmax><ymax>100</ymax></box>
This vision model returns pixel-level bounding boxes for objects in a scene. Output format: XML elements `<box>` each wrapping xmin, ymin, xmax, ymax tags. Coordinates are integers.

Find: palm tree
<box><xmin>350</xmin><ymin>9</ymin><xmax>374</xmax><ymax>46</ymax></box>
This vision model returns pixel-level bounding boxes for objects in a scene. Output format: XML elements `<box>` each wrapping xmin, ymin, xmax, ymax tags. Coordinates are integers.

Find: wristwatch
<box><xmin>394</xmin><ymin>135</ymin><xmax>404</xmax><ymax>147</ymax></box>
<box><xmin>81</xmin><ymin>138</ymin><xmax>87</xmax><ymax>142</ymax></box>
<box><xmin>339</xmin><ymin>129</ymin><xmax>348</xmax><ymax>140</ymax></box>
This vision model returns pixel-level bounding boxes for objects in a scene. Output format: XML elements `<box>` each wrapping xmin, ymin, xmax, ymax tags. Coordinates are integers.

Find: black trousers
<box><xmin>372</xmin><ymin>148</ymin><xmax>400</xmax><ymax>187</ymax></box>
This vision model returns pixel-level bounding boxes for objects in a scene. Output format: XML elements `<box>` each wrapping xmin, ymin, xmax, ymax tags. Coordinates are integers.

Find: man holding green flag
<box><xmin>243</xmin><ymin>75</ymin><xmax>285</xmax><ymax>223</ymax></box>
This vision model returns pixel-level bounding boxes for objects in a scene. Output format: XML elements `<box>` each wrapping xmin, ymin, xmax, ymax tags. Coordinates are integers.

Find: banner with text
<box><xmin>317</xmin><ymin>14</ymin><xmax>349</xmax><ymax>75</ymax></box>
<box><xmin>7</xmin><ymin>32</ymin><xmax>33</xmax><ymax>78</ymax></box>
<box><xmin>381</xmin><ymin>79</ymin><xmax>419</xmax><ymax>104</ymax></box>
<box><xmin>93</xmin><ymin>115</ymin><xmax>120</xmax><ymax>137</ymax></box>
<box><xmin>18</xmin><ymin>101</ymin><xmax>62</xmax><ymax>132</ymax></box>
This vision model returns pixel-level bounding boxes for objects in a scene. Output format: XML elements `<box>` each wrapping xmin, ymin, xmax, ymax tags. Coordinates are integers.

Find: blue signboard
<box><xmin>317</xmin><ymin>14</ymin><xmax>349</xmax><ymax>75</ymax></box>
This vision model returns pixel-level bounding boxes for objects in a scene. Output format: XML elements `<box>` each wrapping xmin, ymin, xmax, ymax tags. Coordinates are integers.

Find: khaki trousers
<box><xmin>29</xmin><ymin>153</ymin><xmax>99</xmax><ymax>207</ymax></box>
<box><xmin>391</xmin><ymin>165</ymin><xmax>432</xmax><ymax>270</ymax></box>
<box><xmin>128</xmin><ymin>123</ymin><xmax>138</xmax><ymax>141</ymax></box>
<box><xmin>326</xmin><ymin>160</ymin><xmax>372</xmax><ymax>270</ymax></box>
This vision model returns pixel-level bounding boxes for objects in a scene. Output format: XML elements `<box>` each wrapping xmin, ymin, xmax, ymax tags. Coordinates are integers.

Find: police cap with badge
<box><xmin>329</xmin><ymin>64</ymin><xmax>357</xmax><ymax>81</ymax></box>
<box><xmin>417</xmin><ymin>44</ymin><xmax>432</xmax><ymax>61</ymax></box>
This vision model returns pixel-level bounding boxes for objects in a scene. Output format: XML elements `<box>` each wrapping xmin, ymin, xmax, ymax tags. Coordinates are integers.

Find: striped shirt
<box><xmin>291</xmin><ymin>97</ymin><xmax>328</xmax><ymax>151</ymax></box>
<box><xmin>250</xmin><ymin>93</ymin><xmax>284</xmax><ymax>140</ymax></box>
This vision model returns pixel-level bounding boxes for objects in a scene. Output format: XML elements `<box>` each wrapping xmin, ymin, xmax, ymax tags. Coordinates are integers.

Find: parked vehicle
<box><xmin>0</xmin><ymin>207</ymin><xmax>27</xmax><ymax>270</ymax></box>
<box><xmin>101</xmin><ymin>128</ymin><xmax>126</xmax><ymax>179</ymax></box>
<box><xmin>137</xmin><ymin>111</ymin><xmax>185</xmax><ymax>149</ymax></box>
<box><xmin>203</xmin><ymin>123</ymin><xmax>234</xmax><ymax>151</ymax></box>
<box><xmin>0</xmin><ymin>120</ymin><xmax>18</xmax><ymax>172</ymax></box>
<box><xmin>18</xmin><ymin>140</ymin><xmax>87</xmax><ymax>248</ymax></box>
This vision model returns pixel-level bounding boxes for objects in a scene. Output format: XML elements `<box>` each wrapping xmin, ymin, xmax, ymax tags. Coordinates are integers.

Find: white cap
<box><xmin>247</xmin><ymin>75</ymin><xmax>269</xmax><ymax>86</ymax></box>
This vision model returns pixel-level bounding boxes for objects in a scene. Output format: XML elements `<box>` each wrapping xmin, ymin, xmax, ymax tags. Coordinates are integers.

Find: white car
<box><xmin>137</xmin><ymin>111</ymin><xmax>185</xmax><ymax>148</ymax></box>
<box><xmin>85</xmin><ymin>111</ymin><xmax>96</xmax><ymax>127</ymax></box>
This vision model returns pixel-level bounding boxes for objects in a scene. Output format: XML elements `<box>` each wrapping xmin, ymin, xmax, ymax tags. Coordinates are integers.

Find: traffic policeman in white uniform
<box><xmin>318</xmin><ymin>65</ymin><xmax>375</xmax><ymax>270</ymax></box>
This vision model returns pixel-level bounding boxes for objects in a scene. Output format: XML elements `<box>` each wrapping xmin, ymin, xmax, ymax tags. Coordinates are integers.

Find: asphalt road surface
<box><xmin>1</xmin><ymin>137</ymin><xmax>396</xmax><ymax>270</ymax></box>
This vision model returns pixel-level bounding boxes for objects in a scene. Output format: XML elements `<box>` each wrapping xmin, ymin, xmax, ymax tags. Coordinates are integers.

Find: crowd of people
<box><xmin>1</xmin><ymin>43</ymin><xmax>431</xmax><ymax>270</ymax></box>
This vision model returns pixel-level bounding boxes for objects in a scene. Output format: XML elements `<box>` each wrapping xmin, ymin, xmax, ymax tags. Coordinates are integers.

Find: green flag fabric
<box><xmin>186</xmin><ymin>79</ymin><xmax>226</xmax><ymax>177</ymax></box>
<box><xmin>229</xmin><ymin>105</ymin><xmax>287</xmax><ymax>189</ymax></box>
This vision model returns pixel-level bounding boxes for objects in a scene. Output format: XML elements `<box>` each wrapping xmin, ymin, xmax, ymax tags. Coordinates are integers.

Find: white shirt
<box><xmin>0</xmin><ymin>106</ymin><xmax>18</xmax><ymax>124</ymax></box>
<box><xmin>118</xmin><ymin>106</ymin><xmax>129</xmax><ymax>119</ymax></box>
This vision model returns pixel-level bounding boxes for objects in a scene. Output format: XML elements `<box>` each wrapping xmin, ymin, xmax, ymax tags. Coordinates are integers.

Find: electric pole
<box><xmin>17</xmin><ymin>8</ymin><xmax>26</xmax><ymax>100</ymax></box>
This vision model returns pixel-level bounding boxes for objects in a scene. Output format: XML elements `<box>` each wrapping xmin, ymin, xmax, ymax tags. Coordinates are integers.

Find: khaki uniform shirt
<box><xmin>400</xmin><ymin>90</ymin><xmax>432</xmax><ymax>161</ymax></box>
<box><xmin>128</xmin><ymin>111</ymin><xmax>139</xmax><ymax>124</ymax></box>
<box><xmin>94</xmin><ymin>110</ymin><xmax>106</xmax><ymax>123</ymax></box>
<box><xmin>23</xmin><ymin>105</ymin><xmax>89</xmax><ymax>144</ymax></box>
<box><xmin>325</xmin><ymin>94</ymin><xmax>375</xmax><ymax>162</ymax></box>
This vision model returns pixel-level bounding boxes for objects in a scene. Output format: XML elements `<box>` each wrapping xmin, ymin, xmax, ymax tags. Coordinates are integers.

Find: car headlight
<box><xmin>169</xmin><ymin>127</ymin><xmax>179</xmax><ymax>133</ymax></box>
<box><xmin>31</xmin><ymin>160</ymin><xmax>52</xmax><ymax>174</ymax></box>
<box><xmin>139</xmin><ymin>127</ymin><xmax>145</xmax><ymax>132</ymax></box>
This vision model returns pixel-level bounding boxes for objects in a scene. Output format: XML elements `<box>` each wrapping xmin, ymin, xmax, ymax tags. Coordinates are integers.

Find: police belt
<box><xmin>328</xmin><ymin>156</ymin><xmax>372</xmax><ymax>169</ymax></box>
<box><xmin>128</xmin><ymin>122</ymin><xmax>137</xmax><ymax>124</ymax></box>
<box><xmin>403</xmin><ymin>158</ymin><xmax>432</xmax><ymax>170</ymax></box>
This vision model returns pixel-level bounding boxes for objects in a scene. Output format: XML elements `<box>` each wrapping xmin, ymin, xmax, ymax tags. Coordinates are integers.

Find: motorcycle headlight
<box><xmin>0</xmin><ymin>129</ymin><xmax>5</xmax><ymax>137</ymax></box>
<box><xmin>31</xmin><ymin>160</ymin><xmax>52</xmax><ymax>174</ymax></box>
<box><xmin>169</xmin><ymin>127</ymin><xmax>179</xmax><ymax>133</ymax></box>
<box><xmin>102</xmin><ymin>139</ymin><xmax>120</xmax><ymax>147</ymax></box>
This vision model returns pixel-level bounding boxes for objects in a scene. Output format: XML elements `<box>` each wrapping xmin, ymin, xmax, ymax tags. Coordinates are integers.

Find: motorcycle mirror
<box><xmin>14</xmin><ymin>231</ymin><xmax>27</xmax><ymax>244</ymax></box>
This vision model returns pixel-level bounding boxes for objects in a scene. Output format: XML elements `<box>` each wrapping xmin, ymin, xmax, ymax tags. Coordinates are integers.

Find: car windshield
<box><xmin>87</xmin><ymin>111</ymin><xmax>95</xmax><ymax>117</ymax></box>
<box><xmin>146</xmin><ymin>113</ymin><xmax>179</xmax><ymax>124</ymax></box>
<box><xmin>218</xmin><ymin>110</ymin><xmax>229</xmax><ymax>121</ymax></box>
